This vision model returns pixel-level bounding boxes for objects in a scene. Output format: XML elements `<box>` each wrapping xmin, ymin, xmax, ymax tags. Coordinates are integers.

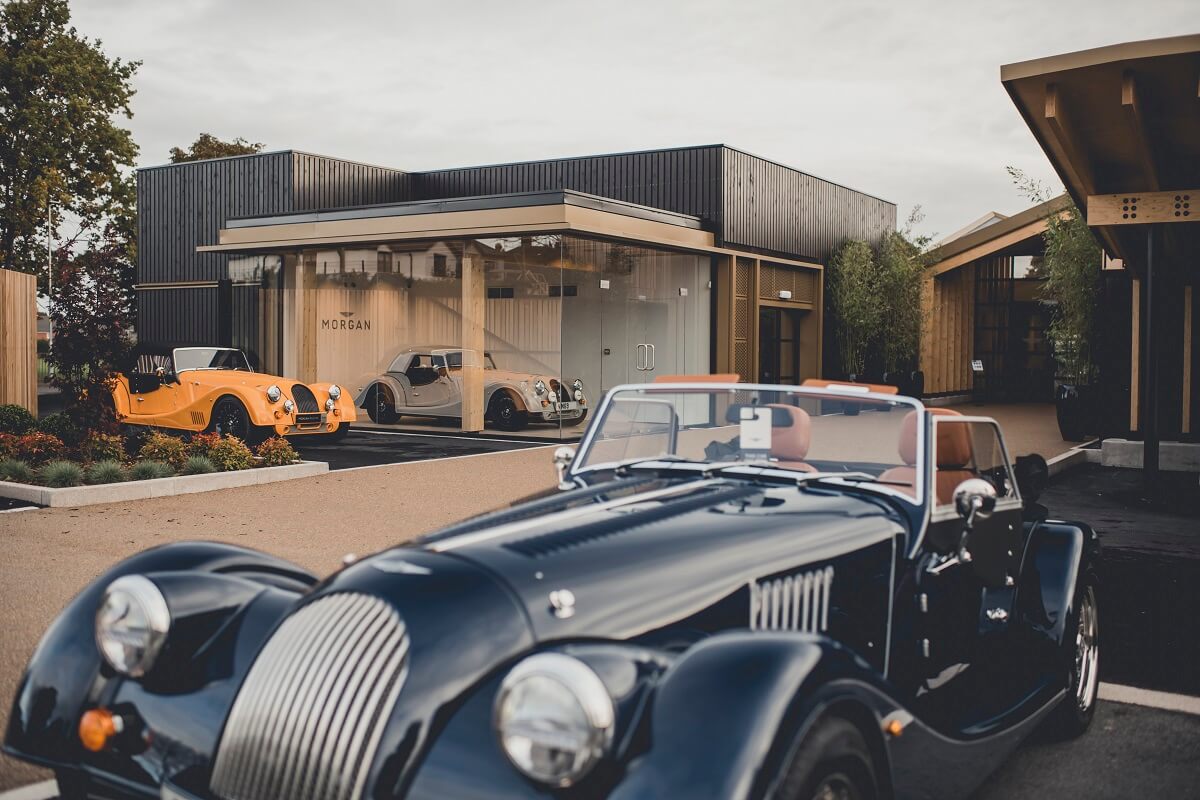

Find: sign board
<box><xmin>971</xmin><ymin>359</ymin><xmax>984</xmax><ymax>373</ymax></box>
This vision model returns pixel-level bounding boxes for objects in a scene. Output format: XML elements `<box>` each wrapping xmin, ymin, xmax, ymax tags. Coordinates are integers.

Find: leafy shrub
<box><xmin>0</xmin><ymin>404</ymin><xmax>36</xmax><ymax>435</ymax></box>
<box><xmin>138</xmin><ymin>432</ymin><xmax>189</xmax><ymax>469</ymax></box>
<box><xmin>78</xmin><ymin>431</ymin><xmax>126</xmax><ymax>464</ymax></box>
<box><xmin>14</xmin><ymin>432</ymin><xmax>66</xmax><ymax>465</ymax></box>
<box><xmin>41</xmin><ymin>460</ymin><xmax>85</xmax><ymax>488</ymax></box>
<box><xmin>0</xmin><ymin>433</ymin><xmax>18</xmax><ymax>460</ymax></box>
<box><xmin>207</xmin><ymin>436</ymin><xmax>254</xmax><ymax>471</ymax></box>
<box><xmin>180</xmin><ymin>455</ymin><xmax>216</xmax><ymax>475</ymax></box>
<box><xmin>256</xmin><ymin>436</ymin><xmax>298</xmax><ymax>467</ymax></box>
<box><xmin>0</xmin><ymin>459</ymin><xmax>36</xmax><ymax>484</ymax></box>
<box><xmin>86</xmin><ymin>460</ymin><xmax>127</xmax><ymax>484</ymax></box>
<box><xmin>187</xmin><ymin>431</ymin><xmax>223</xmax><ymax>459</ymax></box>
<box><xmin>129</xmin><ymin>460</ymin><xmax>175</xmax><ymax>481</ymax></box>
<box><xmin>38</xmin><ymin>412</ymin><xmax>82</xmax><ymax>446</ymax></box>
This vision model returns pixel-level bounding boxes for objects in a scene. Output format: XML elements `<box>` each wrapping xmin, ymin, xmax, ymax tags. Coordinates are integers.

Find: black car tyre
<box><xmin>209</xmin><ymin>396</ymin><xmax>265</xmax><ymax>444</ymax></box>
<box><xmin>777</xmin><ymin>716</ymin><xmax>878</xmax><ymax>800</ymax></box>
<box><xmin>1047</xmin><ymin>576</ymin><xmax>1100</xmax><ymax>739</ymax></box>
<box><xmin>365</xmin><ymin>384</ymin><xmax>400</xmax><ymax>424</ymax></box>
<box><xmin>488</xmin><ymin>393</ymin><xmax>527</xmax><ymax>431</ymax></box>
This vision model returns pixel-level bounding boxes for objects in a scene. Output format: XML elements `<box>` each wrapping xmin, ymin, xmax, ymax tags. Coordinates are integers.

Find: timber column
<box><xmin>461</xmin><ymin>252</ymin><xmax>486</xmax><ymax>432</ymax></box>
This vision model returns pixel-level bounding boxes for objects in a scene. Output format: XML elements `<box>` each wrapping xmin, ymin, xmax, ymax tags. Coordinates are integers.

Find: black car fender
<box><xmin>1014</xmin><ymin>520</ymin><xmax>1101</xmax><ymax>654</ymax></box>
<box><xmin>3</xmin><ymin>541</ymin><xmax>315</xmax><ymax>768</ymax></box>
<box><xmin>609</xmin><ymin>631</ymin><xmax>897</xmax><ymax>800</ymax></box>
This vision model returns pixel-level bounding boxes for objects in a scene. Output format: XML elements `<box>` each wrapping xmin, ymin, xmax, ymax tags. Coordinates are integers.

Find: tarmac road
<box><xmin>290</xmin><ymin>428</ymin><xmax>540</xmax><ymax>470</ymax></box>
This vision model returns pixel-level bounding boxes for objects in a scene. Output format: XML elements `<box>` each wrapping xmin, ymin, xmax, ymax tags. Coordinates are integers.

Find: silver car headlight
<box><xmin>328</xmin><ymin>384</ymin><xmax>342</xmax><ymax>400</ymax></box>
<box><xmin>325</xmin><ymin>398</ymin><xmax>336</xmax><ymax>412</ymax></box>
<box><xmin>95</xmin><ymin>575</ymin><xmax>171</xmax><ymax>678</ymax></box>
<box><xmin>494</xmin><ymin>653</ymin><xmax>614</xmax><ymax>787</ymax></box>
<box><xmin>534</xmin><ymin>380</ymin><xmax>547</xmax><ymax>396</ymax></box>
<box><xmin>266</xmin><ymin>384</ymin><xmax>282</xmax><ymax>403</ymax></box>
<box><xmin>572</xmin><ymin>379</ymin><xmax>584</xmax><ymax>401</ymax></box>
<box><xmin>283</xmin><ymin>399</ymin><xmax>295</xmax><ymax>414</ymax></box>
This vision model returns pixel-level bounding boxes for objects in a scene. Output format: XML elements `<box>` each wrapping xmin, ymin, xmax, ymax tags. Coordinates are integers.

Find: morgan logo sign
<box><xmin>322</xmin><ymin>311</ymin><xmax>371</xmax><ymax>331</ymax></box>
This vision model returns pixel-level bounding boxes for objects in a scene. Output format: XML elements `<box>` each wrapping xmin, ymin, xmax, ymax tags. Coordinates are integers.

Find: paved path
<box><xmin>291</xmin><ymin>428</ymin><xmax>538</xmax><ymax>470</ymax></box>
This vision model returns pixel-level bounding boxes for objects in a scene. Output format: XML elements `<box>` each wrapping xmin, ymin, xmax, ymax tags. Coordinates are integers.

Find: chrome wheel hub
<box><xmin>1074</xmin><ymin>585</ymin><xmax>1099</xmax><ymax>712</ymax></box>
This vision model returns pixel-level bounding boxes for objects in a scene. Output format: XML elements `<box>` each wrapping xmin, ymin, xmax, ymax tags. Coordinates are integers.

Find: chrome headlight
<box><xmin>283</xmin><ymin>399</ymin><xmax>295</xmax><ymax>414</ymax></box>
<box><xmin>325</xmin><ymin>398</ymin><xmax>336</xmax><ymax>412</ymax></box>
<box><xmin>95</xmin><ymin>575</ymin><xmax>171</xmax><ymax>678</ymax></box>
<box><xmin>494</xmin><ymin>653</ymin><xmax>614</xmax><ymax>787</ymax></box>
<box><xmin>534</xmin><ymin>380</ymin><xmax>547</xmax><ymax>396</ymax></box>
<box><xmin>572</xmin><ymin>379</ymin><xmax>584</xmax><ymax>401</ymax></box>
<box><xmin>266</xmin><ymin>384</ymin><xmax>282</xmax><ymax>403</ymax></box>
<box><xmin>328</xmin><ymin>384</ymin><xmax>342</xmax><ymax>400</ymax></box>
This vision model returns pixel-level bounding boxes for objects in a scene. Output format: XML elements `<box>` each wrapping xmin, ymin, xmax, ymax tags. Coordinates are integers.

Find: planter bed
<box><xmin>0</xmin><ymin>460</ymin><xmax>328</xmax><ymax>508</ymax></box>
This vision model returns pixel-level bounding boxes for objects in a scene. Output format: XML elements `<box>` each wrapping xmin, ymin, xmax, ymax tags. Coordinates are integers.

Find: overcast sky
<box><xmin>73</xmin><ymin>0</ymin><xmax>1194</xmax><ymax>240</ymax></box>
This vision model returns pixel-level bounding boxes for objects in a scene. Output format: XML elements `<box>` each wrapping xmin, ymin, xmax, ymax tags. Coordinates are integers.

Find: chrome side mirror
<box><xmin>552</xmin><ymin>446</ymin><xmax>576</xmax><ymax>487</ymax></box>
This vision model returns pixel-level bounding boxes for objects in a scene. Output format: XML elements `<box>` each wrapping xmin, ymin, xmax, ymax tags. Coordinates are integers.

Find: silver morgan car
<box><xmin>355</xmin><ymin>346</ymin><xmax>587</xmax><ymax>431</ymax></box>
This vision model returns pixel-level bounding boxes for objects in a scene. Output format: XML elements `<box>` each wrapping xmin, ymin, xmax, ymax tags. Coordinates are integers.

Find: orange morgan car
<box><xmin>113</xmin><ymin>346</ymin><xmax>356</xmax><ymax>443</ymax></box>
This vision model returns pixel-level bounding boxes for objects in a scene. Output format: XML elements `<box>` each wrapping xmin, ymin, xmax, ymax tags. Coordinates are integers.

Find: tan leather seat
<box><xmin>879</xmin><ymin>408</ymin><xmax>974</xmax><ymax>503</ymax></box>
<box><xmin>767</xmin><ymin>404</ymin><xmax>816</xmax><ymax>472</ymax></box>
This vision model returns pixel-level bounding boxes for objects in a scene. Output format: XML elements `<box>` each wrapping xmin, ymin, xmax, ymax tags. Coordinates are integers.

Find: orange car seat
<box><xmin>879</xmin><ymin>408</ymin><xmax>975</xmax><ymax>503</ymax></box>
<box><xmin>766</xmin><ymin>404</ymin><xmax>816</xmax><ymax>472</ymax></box>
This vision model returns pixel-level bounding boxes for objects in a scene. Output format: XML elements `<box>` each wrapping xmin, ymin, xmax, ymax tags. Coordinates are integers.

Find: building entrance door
<box><xmin>759</xmin><ymin>307</ymin><xmax>802</xmax><ymax>385</ymax></box>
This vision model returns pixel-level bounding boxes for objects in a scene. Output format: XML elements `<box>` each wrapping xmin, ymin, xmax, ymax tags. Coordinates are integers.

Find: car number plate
<box><xmin>555</xmin><ymin>401</ymin><xmax>579</xmax><ymax>411</ymax></box>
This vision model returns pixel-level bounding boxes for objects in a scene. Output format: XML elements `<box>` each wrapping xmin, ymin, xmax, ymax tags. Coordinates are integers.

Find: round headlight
<box><xmin>328</xmin><ymin>384</ymin><xmax>342</xmax><ymax>400</ymax></box>
<box><xmin>283</xmin><ymin>399</ymin><xmax>295</xmax><ymax>414</ymax></box>
<box><xmin>534</xmin><ymin>380</ymin><xmax>547</xmax><ymax>396</ymax></box>
<box><xmin>325</xmin><ymin>398</ymin><xmax>336</xmax><ymax>412</ymax></box>
<box><xmin>495</xmin><ymin>653</ymin><xmax>614</xmax><ymax>787</ymax></box>
<box><xmin>572</xmin><ymin>378</ymin><xmax>584</xmax><ymax>391</ymax></box>
<box><xmin>266</xmin><ymin>384</ymin><xmax>282</xmax><ymax>403</ymax></box>
<box><xmin>95</xmin><ymin>575</ymin><xmax>170</xmax><ymax>678</ymax></box>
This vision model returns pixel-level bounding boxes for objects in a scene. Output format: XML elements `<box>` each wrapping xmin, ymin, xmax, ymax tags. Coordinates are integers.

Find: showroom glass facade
<box><xmin>227</xmin><ymin>234</ymin><xmax>712</xmax><ymax>439</ymax></box>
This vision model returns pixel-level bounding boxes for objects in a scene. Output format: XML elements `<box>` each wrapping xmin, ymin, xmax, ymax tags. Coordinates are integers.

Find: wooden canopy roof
<box><xmin>1001</xmin><ymin>35</ymin><xmax>1200</xmax><ymax>276</ymax></box>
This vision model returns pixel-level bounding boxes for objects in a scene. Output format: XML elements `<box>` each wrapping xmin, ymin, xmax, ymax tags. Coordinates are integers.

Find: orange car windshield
<box><xmin>174</xmin><ymin>348</ymin><xmax>252</xmax><ymax>372</ymax></box>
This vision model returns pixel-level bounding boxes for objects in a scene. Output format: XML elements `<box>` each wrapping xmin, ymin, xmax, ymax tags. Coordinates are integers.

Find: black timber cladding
<box><xmin>413</xmin><ymin>145</ymin><xmax>725</xmax><ymax>232</ymax></box>
<box><xmin>136</xmin><ymin>151</ymin><xmax>409</xmax><ymax>284</ymax></box>
<box><xmin>410</xmin><ymin>145</ymin><xmax>895</xmax><ymax>261</ymax></box>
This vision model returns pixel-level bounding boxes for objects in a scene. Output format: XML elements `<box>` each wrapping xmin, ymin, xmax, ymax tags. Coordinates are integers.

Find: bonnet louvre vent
<box><xmin>750</xmin><ymin>566</ymin><xmax>835</xmax><ymax>633</ymax></box>
<box><xmin>210</xmin><ymin>593</ymin><xmax>409</xmax><ymax>800</ymax></box>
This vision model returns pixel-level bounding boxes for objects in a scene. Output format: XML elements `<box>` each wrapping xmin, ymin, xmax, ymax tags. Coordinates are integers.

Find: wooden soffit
<box><xmin>1001</xmin><ymin>35</ymin><xmax>1200</xmax><ymax>274</ymax></box>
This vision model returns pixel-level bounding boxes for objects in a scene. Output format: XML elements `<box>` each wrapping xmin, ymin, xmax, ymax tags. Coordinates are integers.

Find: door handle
<box><xmin>647</xmin><ymin>344</ymin><xmax>656</xmax><ymax>371</ymax></box>
<box><xmin>635</xmin><ymin>344</ymin><xmax>646</xmax><ymax>371</ymax></box>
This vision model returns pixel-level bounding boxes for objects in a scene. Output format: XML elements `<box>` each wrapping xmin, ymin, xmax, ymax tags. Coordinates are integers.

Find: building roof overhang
<box><xmin>1001</xmin><ymin>34</ymin><xmax>1200</xmax><ymax>275</ymax></box>
<box><xmin>199</xmin><ymin>189</ymin><xmax>821</xmax><ymax>269</ymax></box>
<box><xmin>926</xmin><ymin>195</ymin><xmax>1071</xmax><ymax>276</ymax></box>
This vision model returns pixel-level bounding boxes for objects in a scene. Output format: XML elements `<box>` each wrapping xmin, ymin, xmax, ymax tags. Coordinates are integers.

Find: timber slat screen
<box><xmin>0</xmin><ymin>269</ymin><xmax>37</xmax><ymax>413</ymax></box>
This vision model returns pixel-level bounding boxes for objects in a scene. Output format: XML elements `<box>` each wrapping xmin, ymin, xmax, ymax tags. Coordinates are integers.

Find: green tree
<box><xmin>169</xmin><ymin>133</ymin><xmax>263</xmax><ymax>163</ymax></box>
<box><xmin>1008</xmin><ymin>167</ymin><xmax>1102</xmax><ymax>382</ymax></box>
<box><xmin>828</xmin><ymin>239</ymin><xmax>881</xmax><ymax>377</ymax></box>
<box><xmin>0</xmin><ymin>0</ymin><xmax>139</xmax><ymax>283</ymax></box>
<box><xmin>46</xmin><ymin>224</ymin><xmax>135</xmax><ymax>433</ymax></box>
<box><xmin>876</xmin><ymin>209</ymin><xmax>934</xmax><ymax>374</ymax></box>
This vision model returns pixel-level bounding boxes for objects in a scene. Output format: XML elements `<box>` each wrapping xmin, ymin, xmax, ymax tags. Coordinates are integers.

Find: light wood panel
<box><xmin>919</xmin><ymin>265</ymin><xmax>976</xmax><ymax>395</ymax></box>
<box><xmin>1088</xmin><ymin>190</ymin><xmax>1199</xmax><ymax>226</ymax></box>
<box><xmin>0</xmin><ymin>269</ymin><xmax>37</xmax><ymax>413</ymax></box>
<box><xmin>460</xmin><ymin>254</ymin><xmax>486</xmax><ymax>431</ymax></box>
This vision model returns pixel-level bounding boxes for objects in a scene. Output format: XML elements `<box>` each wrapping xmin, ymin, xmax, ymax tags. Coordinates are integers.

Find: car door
<box><xmin>125</xmin><ymin>356</ymin><xmax>180</xmax><ymax>418</ymax></box>
<box><xmin>912</xmin><ymin>417</ymin><xmax>1024</xmax><ymax>730</ymax></box>
<box><xmin>403</xmin><ymin>354</ymin><xmax>454</xmax><ymax>409</ymax></box>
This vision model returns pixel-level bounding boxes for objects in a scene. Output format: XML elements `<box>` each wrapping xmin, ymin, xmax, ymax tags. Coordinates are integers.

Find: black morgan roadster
<box><xmin>5</xmin><ymin>383</ymin><xmax>1100</xmax><ymax>800</ymax></box>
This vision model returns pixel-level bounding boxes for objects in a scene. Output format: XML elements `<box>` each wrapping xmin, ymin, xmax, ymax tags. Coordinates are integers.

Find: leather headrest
<box><xmin>767</xmin><ymin>404</ymin><xmax>812</xmax><ymax>462</ymax></box>
<box><xmin>897</xmin><ymin>407</ymin><xmax>968</xmax><ymax>467</ymax></box>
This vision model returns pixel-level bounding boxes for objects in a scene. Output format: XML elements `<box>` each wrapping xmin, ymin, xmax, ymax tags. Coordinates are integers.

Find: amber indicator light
<box><xmin>884</xmin><ymin>718</ymin><xmax>905</xmax><ymax>737</ymax></box>
<box><xmin>79</xmin><ymin>708</ymin><xmax>120</xmax><ymax>752</ymax></box>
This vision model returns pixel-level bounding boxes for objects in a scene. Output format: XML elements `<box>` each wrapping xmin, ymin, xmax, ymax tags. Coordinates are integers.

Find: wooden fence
<box><xmin>0</xmin><ymin>268</ymin><xmax>37</xmax><ymax>413</ymax></box>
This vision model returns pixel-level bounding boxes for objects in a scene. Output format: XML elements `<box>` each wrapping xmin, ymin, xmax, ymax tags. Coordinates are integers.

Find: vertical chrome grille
<box><xmin>749</xmin><ymin>566</ymin><xmax>835</xmax><ymax>633</ymax></box>
<box><xmin>291</xmin><ymin>383</ymin><xmax>320</xmax><ymax>413</ymax></box>
<box><xmin>210</xmin><ymin>593</ymin><xmax>410</xmax><ymax>800</ymax></box>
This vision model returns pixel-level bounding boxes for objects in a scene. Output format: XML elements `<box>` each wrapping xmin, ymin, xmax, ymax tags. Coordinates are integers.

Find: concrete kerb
<box><xmin>1046</xmin><ymin>440</ymin><xmax>1102</xmax><ymax>478</ymax></box>
<box><xmin>0</xmin><ymin>461</ymin><xmax>328</xmax><ymax>508</ymax></box>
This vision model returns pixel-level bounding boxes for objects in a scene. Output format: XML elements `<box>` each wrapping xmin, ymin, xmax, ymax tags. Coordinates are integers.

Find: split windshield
<box><xmin>575</xmin><ymin>385</ymin><xmax>924</xmax><ymax>501</ymax></box>
<box><xmin>173</xmin><ymin>348</ymin><xmax>252</xmax><ymax>372</ymax></box>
